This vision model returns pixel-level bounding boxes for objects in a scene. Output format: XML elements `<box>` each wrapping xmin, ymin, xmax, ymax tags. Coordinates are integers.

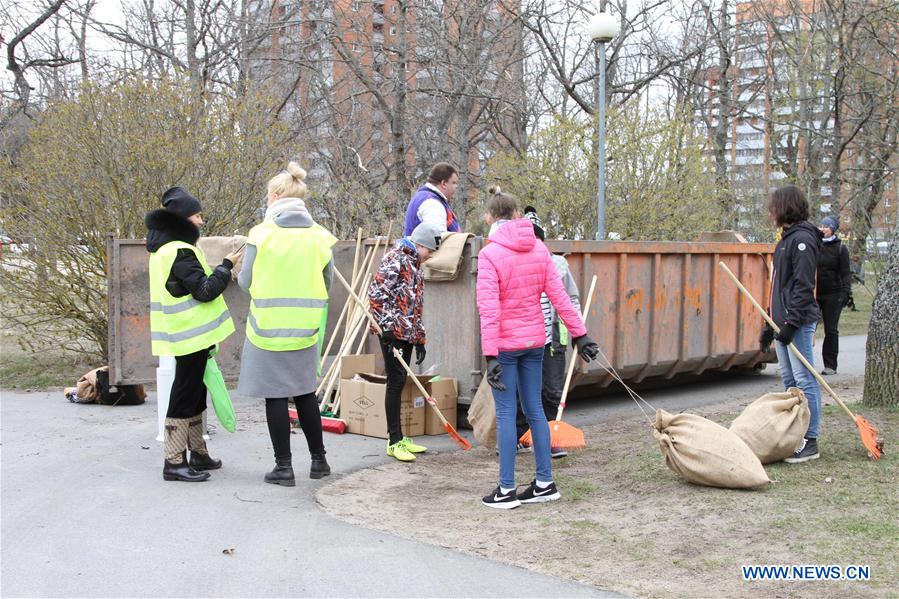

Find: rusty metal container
<box><xmin>108</xmin><ymin>237</ymin><xmax>774</xmax><ymax>406</ymax></box>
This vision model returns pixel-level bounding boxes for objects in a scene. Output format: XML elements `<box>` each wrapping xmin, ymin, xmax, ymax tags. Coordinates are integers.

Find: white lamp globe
<box><xmin>585</xmin><ymin>11</ymin><xmax>619</xmax><ymax>43</ymax></box>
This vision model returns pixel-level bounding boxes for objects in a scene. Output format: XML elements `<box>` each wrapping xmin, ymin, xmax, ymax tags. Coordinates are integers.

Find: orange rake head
<box><xmin>519</xmin><ymin>421</ymin><xmax>586</xmax><ymax>450</ymax></box>
<box><xmin>444</xmin><ymin>422</ymin><xmax>472</xmax><ymax>450</ymax></box>
<box><xmin>856</xmin><ymin>415</ymin><xmax>884</xmax><ymax>460</ymax></box>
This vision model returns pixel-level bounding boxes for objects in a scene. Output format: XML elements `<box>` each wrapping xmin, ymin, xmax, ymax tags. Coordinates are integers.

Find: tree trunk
<box><xmin>863</xmin><ymin>223</ymin><xmax>898</xmax><ymax>406</ymax></box>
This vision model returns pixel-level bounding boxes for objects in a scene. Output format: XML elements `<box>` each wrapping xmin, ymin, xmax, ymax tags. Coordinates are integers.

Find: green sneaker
<box><xmin>400</xmin><ymin>437</ymin><xmax>427</xmax><ymax>454</ymax></box>
<box><xmin>387</xmin><ymin>441</ymin><xmax>416</xmax><ymax>462</ymax></box>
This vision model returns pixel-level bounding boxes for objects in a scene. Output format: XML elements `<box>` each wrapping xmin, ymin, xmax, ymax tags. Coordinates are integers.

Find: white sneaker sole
<box><xmin>482</xmin><ymin>499</ymin><xmax>521</xmax><ymax>509</ymax></box>
<box><xmin>785</xmin><ymin>453</ymin><xmax>820</xmax><ymax>464</ymax></box>
<box><xmin>520</xmin><ymin>491</ymin><xmax>561</xmax><ymax>503</ymax></box>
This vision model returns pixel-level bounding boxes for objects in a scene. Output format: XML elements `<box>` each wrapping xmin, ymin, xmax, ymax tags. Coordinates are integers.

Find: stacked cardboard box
<box><xmin>338</xmin><ymin>355</ymin><xmax>458</xmax><ymax>439</ymax></box>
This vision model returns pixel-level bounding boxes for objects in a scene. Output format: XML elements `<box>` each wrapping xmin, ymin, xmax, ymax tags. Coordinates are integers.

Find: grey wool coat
<box><xmin>236</xmin><ymin>207</ymin><xmax>333</xmax><ymax>399</ymax></box>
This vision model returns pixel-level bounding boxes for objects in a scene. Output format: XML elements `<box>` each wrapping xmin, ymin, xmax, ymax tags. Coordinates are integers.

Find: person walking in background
<box><xmin>403</xmin><ymin>162</ymin><xmax>461</xmax><ymax>236</ymax></box>
<box><xmin>816</xmin><ymin>216</ymin><xmax>852</xmax><ymax>375</ymax></box>
<box><xmin>760</xmin><ymin>185</ymin><xmax>823</xmax><ymax>464</ymax></box>
<box><xmin>237</xmin><ymin>162</ymin><xmax>336</xmax><ymax>486</ymax></box>
<box><xmin>368</xmin><ymin>221</ymin><xmax>442</xmax><ymax>462</ymax></box>
<box><xmin>477</xmin><ymin>186</ymin><xmax>598</xmax><ymax>509</ymax></box>
<box><xmin>146</xmin><ymin>187</ymin><xmax>240</xmax><ymax>482</ymax></box>
<box><xmin>516</xmin><ymin>206</ymin><xmax>580</xmax><ymax>460</ymax></box>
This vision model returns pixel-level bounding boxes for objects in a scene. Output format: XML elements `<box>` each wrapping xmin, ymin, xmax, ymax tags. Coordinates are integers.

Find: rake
<box><xmin>331</xmin><ymin>267</ymin><xmax>472</xmax><ymax>450</ymax></box>
<box><xmin>519</xmin><ymin>274</ymin><xmax>598</xmax><ymax>450</ymax></box>
<box><xmin>719</xmin><ymin>261</ymin><xmax>883</xmax><ymax>460</ymax></box>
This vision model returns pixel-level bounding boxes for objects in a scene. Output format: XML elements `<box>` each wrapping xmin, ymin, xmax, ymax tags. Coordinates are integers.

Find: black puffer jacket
<box><xmin>145</xmin><ymin>209</ymin><xmax>232</xmax><ymax>301</ymax></box>
<box><xmin>770</xmin><ymin>220</ymin><xmax>822</xmax><ymax>328</ymax></box>
<box><xmin>816</xmin><ymin>236</ymin><xmax>851</xmax><ymax>298</ymax></box>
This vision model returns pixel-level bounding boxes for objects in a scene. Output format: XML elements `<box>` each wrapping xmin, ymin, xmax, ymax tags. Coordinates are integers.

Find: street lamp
<box><xmin>585</xmin><ymin>10</ymin><xmax>619</xmax><ymax>240</ymax></box>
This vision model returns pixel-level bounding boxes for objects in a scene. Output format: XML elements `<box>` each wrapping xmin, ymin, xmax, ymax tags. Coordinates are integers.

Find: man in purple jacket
<box><xmin>403</xmin><ymin>162</ymin><xmax>462</xmax><ymax>236</ymax></box>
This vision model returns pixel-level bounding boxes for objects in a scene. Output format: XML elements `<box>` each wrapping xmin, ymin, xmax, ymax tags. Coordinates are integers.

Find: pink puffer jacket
<box><xmin>476</xmin><ymin>219</ymin><xmax>587</xmax><ymax>356</ymax></box>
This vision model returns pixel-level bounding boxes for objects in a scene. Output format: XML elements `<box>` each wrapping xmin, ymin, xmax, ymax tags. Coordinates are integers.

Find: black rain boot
<box><xmin>163</xmin><ymin>450</ymin><xmax>210</xmax><ymax>482</ymax></box>
<box><xmin>310</xmin><ymin>452</ymin><xmax>331</xmax><ymax>479</ymax></box>
<box><xmin>188</xmin><ymin>414</ymin><xmax>222</xmax><ymax>470</ymax></box>
<box><xmin>265</xmin><ymin>457</ymin><xmax>295</xmax><ymax>487</ymax></box>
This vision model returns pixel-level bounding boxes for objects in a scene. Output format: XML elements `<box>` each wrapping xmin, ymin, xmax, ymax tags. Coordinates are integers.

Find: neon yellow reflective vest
<box><xmin>246</xmin><ymin>221</ymin><xmax>337</xmax><ymax>351</ymax></box>
<box><xmin>148</xmin><ymin>241</ymin><xmax>235</xmax><ymax>356</ymax></box>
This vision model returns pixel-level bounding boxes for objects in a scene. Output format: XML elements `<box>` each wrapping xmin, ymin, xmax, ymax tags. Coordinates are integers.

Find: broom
<box><xmin>718</xmin><ymin>262</ymin><xmax>883</xmax><ymax>460</ymax></box>
<box><xmin>331</xmin><ymin>267</ymin><xmax>472</xmax><ymax>450</ymax></box>
<box><xmin>519</xmin><ymin>275</ymin><xmax>598</xmax><ymax>450</ymax></box>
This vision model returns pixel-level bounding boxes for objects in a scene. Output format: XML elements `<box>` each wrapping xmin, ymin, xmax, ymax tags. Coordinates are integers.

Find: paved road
<box><xmin>0</xmin><ymin>335</ymin><xmax>865</xmax><ymax>597</ymax></box>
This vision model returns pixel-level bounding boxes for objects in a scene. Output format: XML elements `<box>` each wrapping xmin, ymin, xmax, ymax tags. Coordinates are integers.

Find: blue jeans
<box><xmin>493</xmin><ymin>347</ymin><xmax>551</xmax><ymax>489</ymax></box>
<box><xmin>775</xmin><ymin>322</ymin><xmax>821</xmax><ymax>439</ymax></box>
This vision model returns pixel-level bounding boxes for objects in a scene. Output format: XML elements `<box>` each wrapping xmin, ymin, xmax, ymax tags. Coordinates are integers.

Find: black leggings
<box><xmin>265</xmin><ymin>393</ymin><xmax>325</xmax><ymax>460</ymax></box>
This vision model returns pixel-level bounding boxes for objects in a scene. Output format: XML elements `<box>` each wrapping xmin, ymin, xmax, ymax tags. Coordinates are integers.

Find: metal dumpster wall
<box><xmin>109</xmin><ymin>237</ymin><xmax>774</xmax><ymax>405</ymax></box>
<box><xmin>543</xmin><ymin>241</ymin><xmax>774</xmax><ymax>389</ymax></box>
<box><xmin>107</xmin><ymin>239</ymin><xmax>362</xmax><ymax>385</ymax></box>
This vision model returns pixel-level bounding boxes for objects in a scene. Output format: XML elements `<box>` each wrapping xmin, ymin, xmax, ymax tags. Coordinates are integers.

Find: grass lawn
<box><xmin>317</xmin><ymin>379</ymin><xmax>897</xmax><ymax>598</ymax></box>
<box><xmin>0</xmin><ymin>329</ymin><xmax>95</xmax><ymax>390</ymax></box>
<box><xmin>829</xmin><ymin>280</ymin><xmax>876</xmax><ymax>337</ymax></box>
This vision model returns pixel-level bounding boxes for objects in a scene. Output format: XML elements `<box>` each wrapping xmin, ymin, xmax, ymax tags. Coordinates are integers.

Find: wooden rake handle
<box><xmin>718</xmin><ymin>261</ymin><xmax>856</xmax><ymax>422</ymax></box>
<box><xmin>554</xmin><ymin>275</ymin><xmax>598</xmax><ymax>423</ymax></box>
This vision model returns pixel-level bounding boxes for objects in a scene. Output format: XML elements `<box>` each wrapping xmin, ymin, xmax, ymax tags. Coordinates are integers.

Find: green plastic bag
<box><xmin>204</xmin><ymin>351</ymin><xmax>236</xmax><ymax>432</ymax></box>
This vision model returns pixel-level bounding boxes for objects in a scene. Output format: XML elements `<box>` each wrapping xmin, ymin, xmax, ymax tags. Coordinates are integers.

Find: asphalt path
<box><xmin>0</xmin><ymin>335</ymin><xmax>866</xmax><ymax>597</ymax></box>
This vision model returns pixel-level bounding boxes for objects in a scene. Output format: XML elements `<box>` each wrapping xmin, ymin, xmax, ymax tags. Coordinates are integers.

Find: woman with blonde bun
<box><xmin>237</xmin><ymin>162</ymin><xmax>337</xmax><ymax>485</ymax></box>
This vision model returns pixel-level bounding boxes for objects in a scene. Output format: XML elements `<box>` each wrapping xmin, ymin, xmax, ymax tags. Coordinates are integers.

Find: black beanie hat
<box><xmin>523</xmin><ymin>205</ymin><xmax>545</xmax><ymax>241</ymax></box>
<box><xmin>161</xmin><ymin>186</ymin><xmax>202</xmax><ymax>218</ymax></box>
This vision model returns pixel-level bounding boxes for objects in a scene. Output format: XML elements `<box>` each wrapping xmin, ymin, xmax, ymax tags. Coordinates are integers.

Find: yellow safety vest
<box><xmin>246</xmin><ymin>221</ymin><xmax>337</xmax><ymax>351</ymax></box>
<box><xmin>148</xmin><ymin>241</ymin><xmax>235</xmax><ymax>356</ymax></box>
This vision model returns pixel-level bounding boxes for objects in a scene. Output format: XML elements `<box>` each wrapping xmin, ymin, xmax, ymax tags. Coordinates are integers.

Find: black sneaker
<box><xmin>785</xmin><ymin>438</ymin><xmax>819</xmax><ymax>463</ymax></box>
<box><xmin>517</xmin><ymin>480</ymin><xmax>561</xmax><ymax>503</ymax></box>
<box><xmin>550</xmin><ymin>447</ymin><xmax>568</xmax><ymax>459</ymax></box>
<box><xmin>481</xmin><ymin>486</ymin><xmax>521</xmax><ymax>509</ymax></box>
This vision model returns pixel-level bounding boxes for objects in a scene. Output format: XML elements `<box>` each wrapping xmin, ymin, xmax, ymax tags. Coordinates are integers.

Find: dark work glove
<box><xmin>380</xmin><ymin>330</ymin><xmax>397</xmax><ymax>350</ymax></box>
<box><xmin>841</xmin><ymin>292</ymin><xmax>851</xmax><ymax>308</ymax></box>
<box><xmin>572</xmin><ymin>335</ymin><xmax>599</xmax><ymax>362</ymax></box>
<box><xmin>759</xmin><ymin>325</ymin><xmax>775</xmax><ymax>353</ymax></box>
<box><xmin>485</xmin><ymin>357</ymin><xmax>506</xmax><ymax>391</ymax></box>
<box><xmin>775</xmin><ymin>323</ymin><xmax>797</xmax><ymax>346</ymax></box>
<box><xmin>414</xmin><ymin>343</ymin><xmax>426</xmax><ymax>365</ymax></box>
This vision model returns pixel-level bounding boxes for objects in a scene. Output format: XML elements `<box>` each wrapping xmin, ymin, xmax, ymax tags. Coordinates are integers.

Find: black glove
<box><xmin>572</xmin><ymin>335</ymin><xmax>599</xmax><ymax>362</ymax></box>
<box><xmin>759</xmin><ymin>325</ymin><xmax>775</xmax><ymax>353</ymax></box>
<box><xmin>380</xmin><ymin>330</ymin><xmax>397</xmax><ymax>349</ymax></box>
<box><xmin>414</xmin><ymin>343</ymin><xmax>426</xmax><ymax>366</ymax></box>
<box><xmin>775</xmin><ymin>323</ymin><xmax>797</xmax><ymax>345</ymax></box>
<box><xmin>485</xmin><ymin>357</ymin><xmax>506</xmax><ymax>391</ymax></box>
<box><xmin>842</xmin><ymin>292</ymin><xmax>851</xmax><ymax>308</ymax></box>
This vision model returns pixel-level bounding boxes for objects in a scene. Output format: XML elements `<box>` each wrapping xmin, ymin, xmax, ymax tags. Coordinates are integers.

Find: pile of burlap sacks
<box><xmin>654</xmin><ymin>388</ymin><xmax>809</xmax><ymax>489</ymax></box>
<box><xmin>468</xmin><ymin>383</ymin><xmax>809</xmax><ymax>490</ymax></box>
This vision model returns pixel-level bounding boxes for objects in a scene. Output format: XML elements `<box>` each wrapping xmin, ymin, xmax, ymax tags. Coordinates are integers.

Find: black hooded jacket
<box><xmin>770</xmin><ymin>220</ymin><xmax>822</xmax><ymax>328</ymax></box>
<box><xmin>816</xmin><ymin>236</ymin><xmax>851</xmax><ymax>298</ymax></box>
<box><xmin>145</xmin><ymin>209</ymin><xmax>232</xmax><ymax>302</ymax></box>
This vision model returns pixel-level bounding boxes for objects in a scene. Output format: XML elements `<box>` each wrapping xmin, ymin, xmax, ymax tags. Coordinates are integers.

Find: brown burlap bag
<box><xmin>75</xmin><ymin>366</ymin><xmax>105</xmax><ymax>403</ymax></box>
<box><xmin>653</xmin><ymin>409</ymin><xmax>770</xmax><ymax>489</ymax></box>
<box><xmin>197</xmin><ymin>235</ymin><xmax>247</xmax><ymax>281</ymax></box>
<box><xmin>466</xmin><ymin>377</ymin><xmax>496</xmax><ymax>448</ymax></box>
<box><xmin>730</xmin><ymin>387</ymin><xmax>810</xmax><ymax>464</ymax></box>
<box><xmin>422</xmin><ymin>232</ymin><xmax>473</xmax><ymax>281</ymax></box>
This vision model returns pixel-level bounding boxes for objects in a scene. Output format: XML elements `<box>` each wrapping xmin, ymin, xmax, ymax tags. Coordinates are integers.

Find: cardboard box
<box><xmin>339</xmin><ymin>354</ymin><xmax>376</xmax><ymax>379</ymax></box>
<box><xmin>339</xmin><ymin>361</ymin><xmax>427</xmax><ymax>438</ymax></box>
<box><xmin>425</xmin><ymin>377</ymin><xmax>458</xmax><ymax>435</ymax></box>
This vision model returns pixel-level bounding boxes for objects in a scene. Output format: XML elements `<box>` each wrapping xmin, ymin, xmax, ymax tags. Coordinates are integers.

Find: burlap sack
<box><xmin>197</xmin><ymin>235</ymin><xmax>247</xmax><ymax>281</ymax></box>
<box><xmin>422</xmin><ymin>232</ymin><xmax>473</xmax><ymax>281</ymax></box>
<box><xmin>75</xmin><ymin>366</ymin><xmax>105</xmax><ymax>403</ymax></box>
<box><xmin>653</xmin><ymin>409</ymin><xmax>770</xmax><ymax>489</ymax></box>
<box><xmin>466</xmin><ymin>377</ymin><xmax>496</xmax><ymax>448</ymax></box>
<box><xmin>730</xmin><ymin>387</ymin><xmax>810</xmax><ymax>464</ymax></box>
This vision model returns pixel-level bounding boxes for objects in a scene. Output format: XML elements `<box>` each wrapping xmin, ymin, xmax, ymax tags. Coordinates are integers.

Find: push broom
<box><xmin>331</xmin><ymin>267</ymin><xmax>472</xmax><ymax>450</ymax></box>
<box><xmin>520</xmin><ymin>274</ymin><xmax>598</xmax><ymax>450</ymax></box>
<box><xmin>719</xmin><ymin>262</ymin><xmax>883</xmax><ymax>460</ymax></box>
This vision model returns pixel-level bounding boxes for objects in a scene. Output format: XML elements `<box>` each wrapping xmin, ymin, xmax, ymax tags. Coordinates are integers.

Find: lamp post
<box><xmin>585</xmin><ymin>10</ymin><xmax>619</xmax><ymax>241</ymax></box>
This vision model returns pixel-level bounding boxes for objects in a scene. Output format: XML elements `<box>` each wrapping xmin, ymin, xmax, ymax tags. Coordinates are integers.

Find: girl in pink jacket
<box><xmin>476</xmin><ymin>187</ymin><xmax>598</xmax><ymax>509</ymax></box>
